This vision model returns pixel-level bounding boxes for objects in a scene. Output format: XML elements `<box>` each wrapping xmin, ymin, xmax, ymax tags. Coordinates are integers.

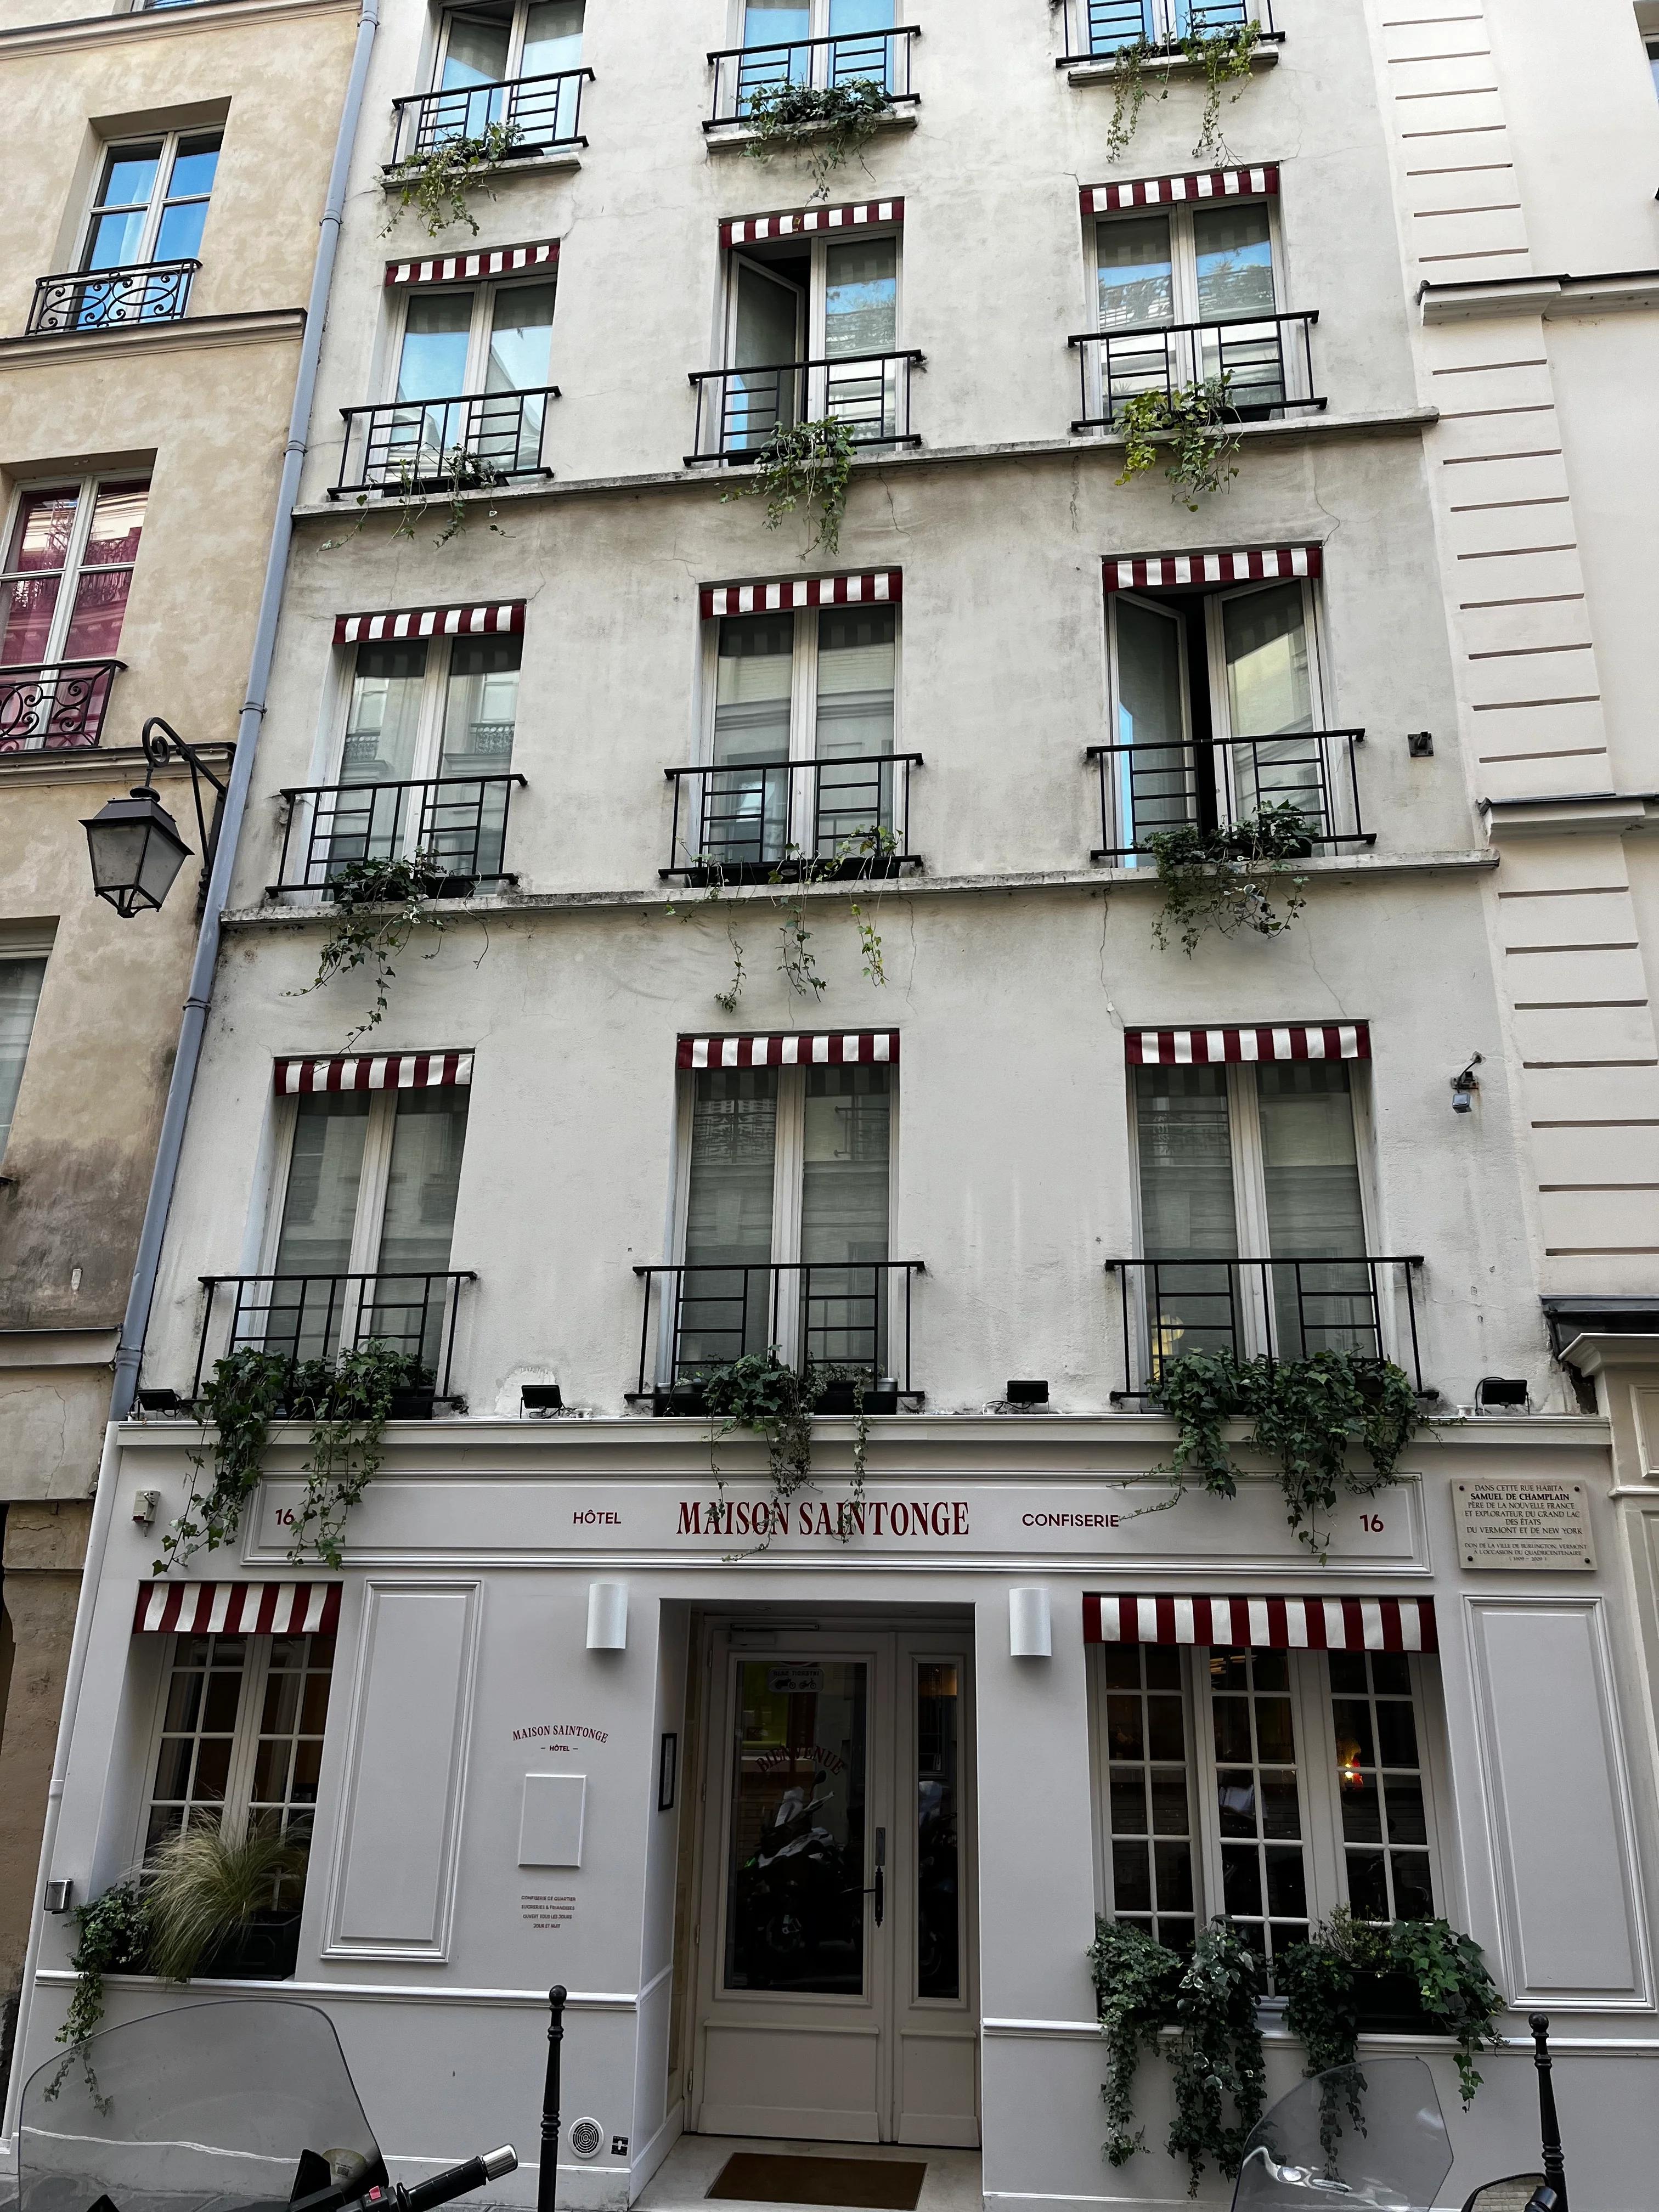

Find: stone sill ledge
<box><xmin>703</xmin><ymin>105</ymin><xmax>917</xmax><ymax>150</ymax></box>
<box><xmin>291</xmin><ymin>408</ymin><xmax>1438</xmax><ymax>520</ymax></box>
<box><xmin>0</xmin><ymin>0</ymin><xmax>356</xmax><ymax>58</ymax></box>
<box><xmin>0</xmin><ymin>308</ymin><xmax>304</xmax><ymax>368</ymax></box>
<box><xmin>223</xmin><ymin>849</ymin><xmax>1498</xmax><ymax>930</ymax></box>
<box><xmin>1062</xmin><ymin>39</ymin><xmax>1280</xmax><ymax>87</ymax></box>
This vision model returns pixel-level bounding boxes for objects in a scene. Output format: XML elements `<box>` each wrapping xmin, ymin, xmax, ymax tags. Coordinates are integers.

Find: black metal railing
<box><xmin>195</xmin><ymin>1271</ymin><xmax>474</xmax><ymax>1399</ymax></box>
<box><xmin>688</xmin><ymin>351</ymin><xmax>922</xmax><ymax>461</ymax></box>
<box><xmin>27</xmin><ymin>259</ymin><xmax>200</xmax><ymax>335</ymax></box>
<box><xmin>707</xmin><ymin>27</ymin><xmax>918</xmax><ymax>124</ymax></box>
<box><xmin>1105</xmin><ymin>1255</ymin><xmax>1425</xmax><ymax>1398</ymax></box>
<box><xmin>273</xmin><ymin>773</ymin><xmax>527</xmax><ymax>894</ymax></box>
<box><xmin>662</xmin><ymin>754</ymin><xmax>921</xmax><ymax>880</ymax></box>
<box><xmin>332</xmin><ymin>387</ymin><xmax>558</xmax><ymax>496</ymax></box>
<box><xmin>0</xmin><ymin>658</ymin><xmax>125</xmax><ymax>751</ymax></box>
<box><xmin>389</xmin><ymin>68</ymin><xmax>594</xmax><ymax>165</ymax></box>
<box><xmin>1070</xmin><ymin>312</ymin><xmax>1321</xmax><ymax>428</ymax></box>
<box><xmin>1070</xmin><ymin>0</ymin><xmax>1275</xmax><ymax>61</ymax></box>
<box><xmin>634</xmin><ymin>1261</ymin><xmax>923</xmax><ymax>1393</ymax></box>
<box><xmin>1086</xmin><ymin>730</ymin><xmax>1369</xmax><ymax>862</ymax></box>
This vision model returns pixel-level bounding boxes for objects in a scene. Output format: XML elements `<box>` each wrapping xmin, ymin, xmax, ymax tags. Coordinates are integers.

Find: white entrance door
<box><xmin>690</xmin><ymin>1627</ymin><xmax>979</xmax><ymax>2146</ymax></box>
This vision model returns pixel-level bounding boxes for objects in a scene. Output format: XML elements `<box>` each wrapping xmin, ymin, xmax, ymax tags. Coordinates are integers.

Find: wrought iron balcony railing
<box><xmin>1064</xmin><ymin>0</ymin><xmax>1276</xmax><ymax>62</ymax></box>
<box><xmin>1069</xmin><ymin>311</ymin><xmax>1321</xmax><ymax>429</ymax></box>
<box><xmin>1105</xmin><ymin>1255</ymin><xmax>1425</xmax><ymax>1400</ymax></box>
<box><xmin>27</xmin><ymin>259</ymin><xmax>200</xmax><ymax>335</ymax></box>
<box><xmin>707</xmin><ymin>26</ymin><xmax>918</xmax><ymax>125</ymax></box>
<box><xmin>688</xmin><ymin>351</ymin><xmax>922</xmax><ymax>461</ymax></box>
<box><xmin>331</xmin><ymin>386</ymin><xmax>558</xmax><ymax>496</ymax></box>
<box><xmin>0</xmin><ymin>658</ymin><xmax>125</xmax><ymax>751</ymax></box>
<box><xmin>662</xmin><ymin>754</ymin><xmax>922</xmax><ymax>881</ymax></box>
<box><xmin>634</xmin><ymin>1260</ymin><xmax>924</xmax><ymax>1396</ymax></box>
<box><xmin>389</xmin><ymin>67</ymin><xmax>594</xmax><ymax>165</ymax></box>
<box><xmin>272</xmin><ymin>773</ymin><xmax>527</xmax><ymax>895</ymax></box>
<box><xmin>1086</xmin><ymin>729</ymin><xmax>1369</xmax><ymax>863</ymax></box>
<box><xmin>195</xmin><ymin>1271</ymin><xmax>474</xmax><ymax>1401</ymax></box>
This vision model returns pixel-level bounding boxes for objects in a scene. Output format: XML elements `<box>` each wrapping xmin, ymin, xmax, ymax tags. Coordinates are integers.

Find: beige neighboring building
<box><xmin>0</xmin><ymin>0</ymin><xmax>359</xmax><ymax>2086</ymax></box>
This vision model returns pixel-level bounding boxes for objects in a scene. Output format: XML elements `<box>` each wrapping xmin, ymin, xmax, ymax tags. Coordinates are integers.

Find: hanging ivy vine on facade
<box><xmin>383</xmin><ymin>120</ymin><xmax>526</xmax><ymax>237</ymax></box>
<box><xmin>724</xmin><ymin>416</ymin><xmax>858</xmax><ymax>560</ymax></box>
<box><xmin>1115</xmin><ymin>377</ymin><xmax>1242</xmax><ymax>510</ymax></box>
<box><xmin>697</xmin><ymin>1350</ymin><xmax>871</xmax><ymax>1553</ymax></box>
<box><xmin>1147</xmin><ymin>802</ymin><xmax>1312</xmax><ymax>955</ymax></box>
<box><xmin>46</xmin><ymin>1880</ymin><xmax>152</xmax><ymax>2107</ymax></box>
<box><xmin>741</xmin><ymin>78</ymin><xmax>889</xmax><ymax>198</ymax></box>
<box><xmin>1104</xmin><ymin>26</ymin><xmax>1261</xmax><ymax>167</ymax></box>
<box><xmin>1149</xmin><ymin>1347</ymin><xmax>1421</xmax><ymax>1557</ymax></box>
<box><xmin>289</xmin><ymin>850</ymin><xmax>453</xmax><ymax>1047</ymax></box>
<box><xmin>667</xmin><ymin>825</ymin><xmax>899</xmax><ymax>1013</ymax></box>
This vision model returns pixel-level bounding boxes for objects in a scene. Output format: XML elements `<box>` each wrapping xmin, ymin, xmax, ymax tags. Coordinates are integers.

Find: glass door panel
<box><xmin>1113</xmin><ymin>595</ymin><xmax>1192</xmax><ymax>857</ymax></box>
<box><xmin>1194</xmin><ymin>203</ymin><xmax>1280</xmax><ymax>405</ymax></box>
<box><xmin>800</xmin><ymin>1065</ymin><xmax>890</xmax><ymax>1375</ymax></box>
<box><xmin>371</xmin><ymin>1090</ymin><xmax>470</xmax><ymax>1370</ymax></box>
<box><xmin>1135</xmin><ymin>1064</ymin><xmax>1240</xmax><ymax>1368</ymax></box>
<box><xmin>813</xmin><ymin>607</ymin><xmax>895</xmax><ymax>857</ymax></box>
<box><xmin>712</xmin><ymin>613</ymin><xmax>793</xmax><ymax>867</ymax></box>
<box><xmin>732</xmin><ymin>259</ymin><xmax>804</xmax><ymax>451</ymax></box>
<box><xmin>1255</xmin><ymin>1063</ymin><xmax>1373</xmax><ymax>1359</ymax></box>
<box><xmin>915</xmin><ymin>1661</ymin><xmax>960</xmax><ymax>2000</ymax></box>
<box><xmin>441</xmin><ymin>9</ymin><xmax>514</xmax><ymax>136</ymax></box>
<box><xmin>484</xmin><ymin>281</ymin><xmax>557</xmax><ymax>470</ymax></box>
<box><xmin>435</xmin><ymin>635</ymin><xmax>520</xmax><ymax>877</ymax></box>
<box><xmin>270</xmin><ymin>1095</ymin><xmax>372</xmax><ymax>1361</ymax></box>
<box><xmin>335</xmin><ymin>642</ymin><xmax>427</xmax><ymax>877</ymax></box>
<box><xmin>522</xmin><ymin>0</ymin><xmax>585</xmax><ymax>134</ymax></box>
<box><xmin>682</xmin><ymin>1069</ymin><xmax>779</xmax><ymax>1365</ymax></box>
<box><xmin>823</xmin><ymin>240</ymin><xmax>898</xmax><ymax>439</ymax></box>
<box><xmin>724</xmin><ymin>1657</ymin><xmax>869</xmax><ymax>1994</ymax></box>
<box><xmin>1219</xmin><ymin>581</ymin><xmax>1318</xmax><ymax>830</ymax></box>
<box><xmin>1208</xmin><ymin>1647</ymin><xmax>1309</xmax><ymax>1985</ymax></box>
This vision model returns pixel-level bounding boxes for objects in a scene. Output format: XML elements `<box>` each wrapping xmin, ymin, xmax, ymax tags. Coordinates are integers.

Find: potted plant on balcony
<box><xmin>742</xmin><ymin>77</ymin><xmax>890</xmax><ymax>199</ymax></box>
<box><xmin>144</xmin><ymin>1820</ymin><xmax>310</xmax><ymax>1985</ymax></box>
<box><xmin>383</xmin><ymin>117</ymin><xmax>527</xmax><ymax>238</ymax></box>
<box><xmin>1146</xmin><ymin>801</ymin><xmax>1314</xmax><ymax>956</ymax></box>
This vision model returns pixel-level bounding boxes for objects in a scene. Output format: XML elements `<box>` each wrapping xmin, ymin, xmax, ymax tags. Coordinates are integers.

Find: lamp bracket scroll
<box><xmin>140</xmin><ymin>716</ymin><xmax>229</xmax><ymax>912</ymax></box>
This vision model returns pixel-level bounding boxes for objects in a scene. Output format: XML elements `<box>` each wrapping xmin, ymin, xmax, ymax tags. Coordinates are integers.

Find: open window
<box><xmin>387</xmin><ymin>275</ymin><xmax>556</xmax><ymax>473</ymax></box>
<box><xmin>432</xmin><ymin>0</ymin><xmax>585</xmax><ymax>135</ymax></box>
<box><xmin>1098</xmin><ymin>571</ymin><xmax>1365</xmax><ymax>861</ymax></box>
<box><xmin>716</xmin><ymin>225</ymin><xmax>907</xmax><ymax>453</ymax></box>
<box><xmin>33</xmin><ymin>132</ymin><xmax>220</xmax><ymax>333</ymax></box>
<box><xmin>1092</xmin><ymin>1640</ymin><xmax>1446</xmax><ymax>1989</ymax></box>
<box><xmin>719</xmin><ymin>0</ymin><xmax>907</xmax><ymax>119</ymax></box>
<box><xmin>0</xmin><ymin>477</ymin><xmax>147</xmax><ymax>747</ymax></box>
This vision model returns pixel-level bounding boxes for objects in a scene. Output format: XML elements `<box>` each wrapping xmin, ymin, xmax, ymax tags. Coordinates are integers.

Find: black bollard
<box><xmin>539</xmin><ymin>1985</ymin><xmax>567</xmax><ymax>2212</ymax></box>
<box><xmin>1528</xmin><ymin>2013</ymin><xmax>1568</xmax><ymax>2212</ymax></box>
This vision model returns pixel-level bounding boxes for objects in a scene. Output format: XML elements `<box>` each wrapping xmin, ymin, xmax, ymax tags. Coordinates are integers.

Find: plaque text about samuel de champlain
<box><xmin>1452</xmin><ymin>1479</ymin><xmax>1596</xmax><ymax>1570</ymax></box>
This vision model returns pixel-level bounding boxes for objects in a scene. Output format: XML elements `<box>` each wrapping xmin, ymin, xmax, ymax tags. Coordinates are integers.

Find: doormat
<box><xmin>707</xmin><ymin>2154</ymin><xmax>927</xmax><ymax>2210</ymax></box>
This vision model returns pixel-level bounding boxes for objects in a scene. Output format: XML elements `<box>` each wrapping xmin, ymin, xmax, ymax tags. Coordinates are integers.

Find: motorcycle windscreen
<box><xmin>19</xmin><ymin>1999</ymin><xmax>386</xmax><ymax>2212</ymax></box>
<box><xmin>1230</xmin><ymin>2056</ymin><xmax>1452</xmax><ymax>2212</ymax></box>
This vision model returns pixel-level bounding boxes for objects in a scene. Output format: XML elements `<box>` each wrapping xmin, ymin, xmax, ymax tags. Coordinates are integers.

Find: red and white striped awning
<box><xmin>334</xmin><ymin>602</ymin><xmax>526</xmax><ymax>646</ymax></box>
<box><xmin>275</xmin><ymin>1051</ymin><xmax>473</xmax><ymax>1094</ymax></box>
<box><xmin>1127</xmin><ymin>1024</ymin><xmax>1369</xmax><ymax>1065</ymax></box>
<box><xmin>134</xmin><ymin>1582</ymin><xmax>342</xmax><ymax>1636</ymax></box>
<box><xmin>385</xmin><ymin>239</ymin><xmax>558</xmax><ymax>286</ymax></box>
<box><xmin>722</xmin><ymin>198</ymin><xmax>903</xmax><ymax>248</ymax></box>
<box><xmin>1084</xmin><ymin>165</ymin><xmax>1279</xmax><ymax>216</ymax></box>
<box><xmin>679</xmin><ymin>1031</ymin><xmax>899</xmax><ymax>1069</ymax></box>
<box><xmin>701</xmin><ymin>572</ymin><xmax>901</xmax><ymax>619</ymax></box>
<box><xmin>1085</xmin><ymin>1594</ymin><xmax>1437</xmax><ymax>1652</ymax></box>
<box><xmin>1104</xmin><ymin>546</ymin><xmax>1321</xmax><ymax>593</ymax></box>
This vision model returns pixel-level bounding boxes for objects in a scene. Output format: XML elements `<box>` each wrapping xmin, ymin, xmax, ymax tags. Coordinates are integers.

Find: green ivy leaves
<box><xmin>1147</xmin><ymin>801</ymin><xmax>1313</xmax><ymax>956</ymax></box>
<box><xmin>742</xmin><ymin>77</ymin><xmax>890</xmax><ymax>199</ymax></box>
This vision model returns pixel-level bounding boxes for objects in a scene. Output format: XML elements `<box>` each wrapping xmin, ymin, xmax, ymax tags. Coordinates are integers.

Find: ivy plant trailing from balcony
<box><xmin>292</xmin><ymin>849</ymin><xmax>453</xmax><ymax>1048</ymax></box>
<box><xmin>1147</xmin><ymin>802</ymin><xmax>1312</xmax><ymax>956</ymax></box>
<box><xmin>1116</xmin><ymin>376</ymin><xmax>1242</xmax><ymax>511</ymax></box>
<box><xmin>46</xmin><ymin>1879</ymin><xmax>152</xmax><ymax>2107</ymax></box>
<box><xmin>725</xmin><ymin>416</ymin><xmax>858</xmax><ymax>560</ymax></box>
<box><xmin>1150</xmin><ymin>1347</ymin><xmax>1420</xmax><ymax>1557</ymax></box>
<box><xmin>742</xmin><ymin>77</ymin><xmax>889</xmax><ymax>199</ymax></box>
<box><xmin>667</xmin><ymin>824</ymin><xmax>898</xmax><ymax>1014</ymax></box>
<box><xmin>155</xmin><ymin>1343</ymin><xmax>433</xmax><ymax>1579</ymax></box>
<box><xmin>698</xmin><ymin>1350</ymin><xmax>870</xmax><ymax>1554</ymax></box>
<box><xmin>1105</xmin><ymin>24</ymin><xmax>1261</xmax><ymax>166</ymax></box>
<box><xmin>383</xmin><ymin>118</ymin><xmax>526</xmax><ymax>238</ymax></box>
<box><xmin>1089</xmin><ymin>1916</ymin><xmax>1265</xmax><ymax>2190</ymax></box>
<box><xmin>323</xmin><ymin>447</ymin><xmax>509</xmax><ymax>555</ymax></box>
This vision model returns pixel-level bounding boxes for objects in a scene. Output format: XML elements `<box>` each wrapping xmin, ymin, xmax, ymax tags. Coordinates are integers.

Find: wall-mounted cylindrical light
<box><xmin>586</xmin><ymin>1582</ymin><xmax>627</xmax><ymax>1650</ymax></box>
<box><xmin>1009</xmin><ymin>1586</ymin><xmax>1052</xmax><ymax>1658</ymax></box>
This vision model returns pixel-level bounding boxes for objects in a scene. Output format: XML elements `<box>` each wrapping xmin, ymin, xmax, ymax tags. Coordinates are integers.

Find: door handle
<box><xmin>873</xmin><ymin>1864</ymin><xmax>884</xmax><ymax>1928</ymax></box>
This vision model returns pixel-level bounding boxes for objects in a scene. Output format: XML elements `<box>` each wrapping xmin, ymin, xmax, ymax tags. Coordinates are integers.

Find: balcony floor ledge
<box><xmin>288</xmin><ymin>407</ymin><xmax>1438</xmax><ymax>518</ymax></box>
<box><xmin>225</xmin><ymin>848</ymin><xmax>1498</xmax><ymax>930</ymax></box>
<box><xmin>1063</xmin><ymin>40</ymin><xmax>1280</xmax><ymax>86</ymax></box>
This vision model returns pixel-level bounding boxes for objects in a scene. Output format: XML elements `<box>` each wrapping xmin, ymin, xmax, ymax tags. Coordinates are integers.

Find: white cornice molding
<box><xmin>1420</xmin><ymin>271</ymin><xmax>1659</xmax><ymax>323</ymax></box>
<box><xmin>0</xmin><ymin>1326</ymin><xmax>120</xmax><ymax>1368</ymax></box>
<box><xmin>0</xmin><ymin>308</ymin><xmax>303</xmax><ymax>369</ymax></box>
<box><xmin>1481</xmin><ymin>792</ymin><xmax>1659</xmax><ymax>838</ymax></box>
<box><xmin>0</xmin><ymin>742</ymin><xmax>232</xmax><ymax>789</ymax></box>
<box><xmin>0</xmin><ymin>0</ymin><xmax>356</xmax><ymax>60</ymax></box>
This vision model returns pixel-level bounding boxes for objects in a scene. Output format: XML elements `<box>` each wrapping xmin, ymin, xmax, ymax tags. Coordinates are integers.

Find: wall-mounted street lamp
<box><xmin>1451</xmin><ymin>1053</ymin><xmax>1484</xmax><ymax>1114</ymax></box>
<box><xmin>82</xmin><ymin>716</ymin><xmax>227</xmax><ymax>918</ymax></box>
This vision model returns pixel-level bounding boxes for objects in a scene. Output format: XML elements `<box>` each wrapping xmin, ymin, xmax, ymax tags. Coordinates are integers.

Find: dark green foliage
<box><xmin>1148</xmin><ymin>802</ymin><xmax>1312</xmax><ymax>954</ymax></box>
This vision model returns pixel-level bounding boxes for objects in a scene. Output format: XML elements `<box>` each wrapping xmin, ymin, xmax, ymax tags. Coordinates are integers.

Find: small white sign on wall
<box><xmin>1453</xmin><ymin>1479</ymin><xmax>1596</xmax><ymax>1570</ymax></box>
<box><xmin>520</xmin><ymin>1773</ymin><xmax>586</xmax><ymax>1867</ymax></box>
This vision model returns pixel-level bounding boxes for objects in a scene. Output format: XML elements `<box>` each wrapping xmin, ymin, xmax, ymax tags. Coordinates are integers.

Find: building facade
<box><xmin>0</xmin><ymin>0</ymin><xmax>360</xmax><ymax>2088</ymax></box>
<box><xmin>9</xmin><ymin>1</ymin><xmax>1659</xmax><ymax>2209</ymax></box>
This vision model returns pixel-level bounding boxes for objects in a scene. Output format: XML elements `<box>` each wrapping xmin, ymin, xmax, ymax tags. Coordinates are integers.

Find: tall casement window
<box><xmin>0</xmin><ymin>478</ymin><xmax>148</xmax><ymax>747</ymax></box>
<box><xmin>432</xmin><ymin>0</ymin><xmax>585</xmax><ymax>138</ymax></box>
<box><xmin>140</xmin><ymin>1629</ymin><xmax>334</xmax><ymax>1972</ymax></box>
<box><xmin>0</xmin><ymin>950</ymin><xmax>48</xmax><ymax>1159</ymax></box>
<box><xmin>721</xmin><ymin>223</ymin><xmax>904</xmax><ymax>450</ymax></box>
<box><xmin>82</xmin><ymin>132</ymin><xmax>221</xmax><ymax>272</ymax></box>
<box><xmin>328</xmin><ymin>631</ymin><xmax>521</xmax><ymax>882</ymax></box>
<box><xmin>675</xmin><ymin>1060</ymin><xmax>893</xmax><ymax>1373</ymax></box>
<box><xmin>1132</xmin><ymin>1057</ymin><xmax>1378</xmax><ymax>1363</ymax></box>
<box><xmin>691</xmin><ymin>601</ymin><xmax>900</xmax><ymax>871</ymax></box>
<box><xmin>739</xmin><ymin>0</ymin><xmax>899</xmax><ymax>78</ymax></box>
<box><xmin>389</xmin><ymin>275</ymin><xmax>557</xmax><ymax>473</ymax></box>
<box><xmin>262</xmin><ymin>1085</ymin><xmax>470</xmax><ymax>1370</ymax></box>
<box><xmin>1093</xmin><ymin>1640</ymin><xmax>1444</xmax><ymax>1987</ymax></box>
<box><xmin>1102</xmin><ymin>566</ymin><xmax>1358</xmax><ymax>860</ymax></box>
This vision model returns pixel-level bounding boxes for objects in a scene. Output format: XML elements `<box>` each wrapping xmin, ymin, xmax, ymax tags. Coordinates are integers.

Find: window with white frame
<box><xmin>386</xmin><ymin>276</ymin><xmax>557</xmax><ymax>476</ymax></box>
<box><xmin>1132</xmin><ymin>1058</ymin><xmax>1380</xmax><ymax>1362</ymax></box>
<box><xmin>674</xmin><ymin>1063</ymin><xmax>894</xmax><ymax>1373</ymax></box>
<box><xmin>1104</xmin><ymin>575</ymin><xmax>1346</xmax><ymax>858</ymax></box>
<box><xmin>0</xmin><ymin>478</ymin><xmax>148</xmax><ymax>743</ymax></box>
<box><xmin>432</xmin><ymin>0</ymin><xmax>584</xmax><ymax>133</ymax></box>
<box><xmin>1093</xmin><ymin>1642</ymin><xmax>1443</xmax><ymax>1985</ymax></box>
<box><xmin>690</xmin><ymin>603</ymin><xmax>900</xmax><ymax>870</ymax></box>
<box><xmin>257</xmin><ymin>1087</ymin><xmax>470</xmax><ymax>1372</ymax></box>
<box><xmin>321</xmin><ymin>633</ymin><xmax>521</xmax><ymax>882</ymax></box>
<box><xmin>0</xmin><ymin>951</ymin><xmax>48</xmax><ymax>1160</ymax></box>
<box><xmin>723</xmin><ymin>229</ymin><xmax>903</xmax><ymax>449</ymax></box>
<box><xmin>81</xmin><ymin>131</ymin><xmax>221</xmax><ymax>272</ymax></box>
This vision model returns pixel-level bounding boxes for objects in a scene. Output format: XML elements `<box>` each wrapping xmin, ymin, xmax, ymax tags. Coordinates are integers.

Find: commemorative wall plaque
<box><xmin>1452</xmin><ymin>1477</ymin><xmax>1596</xmax><ymax>1570</ymax></box>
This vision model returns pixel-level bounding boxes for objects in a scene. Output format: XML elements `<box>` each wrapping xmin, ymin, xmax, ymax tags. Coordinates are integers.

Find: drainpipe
<box><xmin>2</xmin><ymin>0</ymin><xmax>380</xmax><ymax>2151</ymax></box>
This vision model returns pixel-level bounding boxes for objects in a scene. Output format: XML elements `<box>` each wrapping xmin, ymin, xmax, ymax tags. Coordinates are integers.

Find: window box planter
<box><xmin>814</xmin><ymin>1378</ymin><xmax>861</xmax><ymax>1415</ymax></box>
<box><xmin>202</xmin><ymin>1908</ymin><xmax>303</xmax><ymax>1983</ymax></box>
<box><xmin>655</xmin><ymin>1379</ymin><xmax>710</xmax><ymax>1418</ymax></box>
<box><xmin>1350</xmin><ymin>1968</ymin><xmax>1453</xmax><ymax>2038</ymax></box>
<box><xmin>388</xmin><ymin>1386</ymin><xmax>436</xmax><ymax>1420</ymax></box>
<box><xmin>862</xmin><ymin>1381</ymin><xmax>899</xmax><ymax>1414</ymax></box>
